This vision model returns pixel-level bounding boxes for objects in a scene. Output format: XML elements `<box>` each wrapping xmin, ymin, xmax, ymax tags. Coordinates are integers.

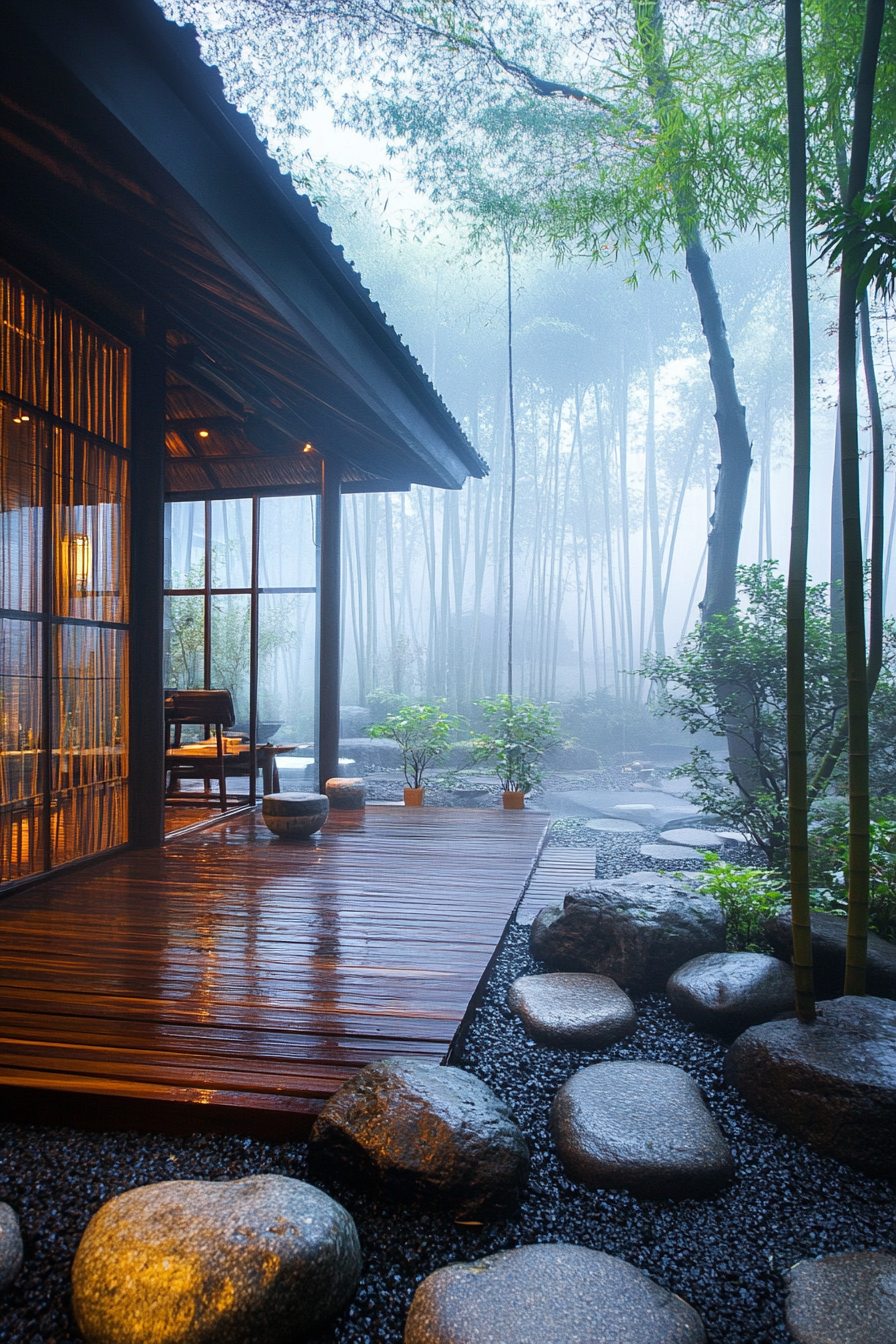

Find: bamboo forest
<box><xmin>1</xmin><ymin>3</ymin><xmax>895</xmax><ymax>1344</ymax></box>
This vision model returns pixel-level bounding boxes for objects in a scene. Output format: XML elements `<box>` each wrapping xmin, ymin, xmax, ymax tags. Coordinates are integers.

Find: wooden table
<box><xmin>165</xmin><ymin>741</ymin><xmax>300</xmax><ymax>798</ymax></box>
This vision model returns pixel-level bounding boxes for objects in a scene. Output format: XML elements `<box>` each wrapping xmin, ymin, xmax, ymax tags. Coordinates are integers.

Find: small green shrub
<box><xmin>367</xmin><ymin>702</ymin><xmax>462</xmax><ymax>789</ymax></box>
<box><xmin>687</xmin><ymin>856</ymin><xmax>787</xmax><ymax>952</ymax></box>
<box><xmin>809</xmin><ymin>802</ymin><xmax>896</xmax><ymax>943</ymax></box>
<box><xmin>470</xmin><ymin>695</ymin><xmax>561</xmax><ymax>794</ymax></box>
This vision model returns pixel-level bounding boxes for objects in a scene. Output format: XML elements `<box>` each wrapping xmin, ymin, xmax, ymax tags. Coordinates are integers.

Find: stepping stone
<box><xmin>0</xmin><ymin>1202</ymin><xmax>23</xmax><ymax>1290</ymax></box>
<box><xmin>507</xmin><ymin>973</ymin><xmax>637</xmax><ymax>1048</ymax></box>
<box><xmin>660</xmin><ymin>828</ymin><xmax>723</xmax><ymax>848</ymax></box>
<box><xmin>405</xmin><ymin>1242</ymin><xmax>707</xmax><ymax>1344</ymax></box>
<box><xmin>530</xmin><ymin>872</ymin><xmax>724</xmax><ymax>993</ymax></box>
<box><xmin>586</xmin><ymin>817</ymin><xmax>645</xmax><ymax>833</ymax></box>
<box><xmin>724</xmin><ymin>996</ymin><xmax>896</xmax><ymax>1175</ymax></box>
<box><xmin>785</xmin><ymin>1250</ymin><xmax>896</xmax><ymax>1344</ymax></box>
<box><xmin>765</xmin><ymin>910</ymin><xmax>896</xmax><ymax>999</ymax></box>
<box><xmin>716</xmin><ymin>830</ymin><xmax>750</xmax><ymax>843</ymax></box>
<box><xmin>641</xmin><ymin>843</ymin><xmax>703</xmax><ymax>860</ymax></box>
<box><xmin>308</xmin><ymin>1057</ymin><xmax>529</xmax><ymax>1220</ymax></box>
<box><xmin>551</xmin><ymin>1060</ymin><xmax>734</xmax><ymax>1198</ymax></box>
<box><xmin>667</xmin><ymin>952</ymin><xmax>795</xmax><ymax>1037</ymax></box>
<box><xmin>71</xmin><ymin>1175</ymin><xmax>360</xmax><ymax>1344</ymax></box>
<box><xmin>613</xmin><ymin>803</ymin><xmax>658</xmax><ymax>813</ymax></box>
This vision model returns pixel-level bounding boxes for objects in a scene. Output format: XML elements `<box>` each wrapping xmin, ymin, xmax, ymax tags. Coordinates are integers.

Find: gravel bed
<box><xmin>1</xmin><ymin>828</ymin><xmax>893</xmax><ymax>1344</ymax></box>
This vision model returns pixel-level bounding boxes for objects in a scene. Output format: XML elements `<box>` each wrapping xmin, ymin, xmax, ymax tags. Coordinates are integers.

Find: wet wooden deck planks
<box><xmin>0</xmin><ymin>806</ymin><xmax>549</xmax><ymax>1134</ymax></box>
<box><xmin>515</xmin><ymin>847</ymin><xmax>597</xmax><ymax>925</ymax></box>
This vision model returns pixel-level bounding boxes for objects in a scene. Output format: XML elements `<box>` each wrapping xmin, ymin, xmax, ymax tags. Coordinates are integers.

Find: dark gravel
<box><xmin>1</xmin><ymin>825</ymin><xmax>893</xmax><ymax>1344</ymax></box>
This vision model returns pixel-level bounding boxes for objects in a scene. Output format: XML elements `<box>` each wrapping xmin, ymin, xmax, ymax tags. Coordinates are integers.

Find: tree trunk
<box><xmin>645</xmin><ymin>330</ymin><xmax>666</xmax><ymax>657</ymax></box>
<box><xmin>784</xmin><ymin>0</ymin><xmax>816</xmax><ymax>1022</ymax></box>
<box><xmin>685</xmin><ymin>237</ymin><xmax>753</xmax><ymax>621</ymax></box>
<box><xmin>860</xmin><ymin>295</ymin><xmax>885</xmax><ymax>694</ymax></box>
<box><xmin>839</xmin><ymin>0</ymin><xmax>886</xmax><ymax>997</ymax></box>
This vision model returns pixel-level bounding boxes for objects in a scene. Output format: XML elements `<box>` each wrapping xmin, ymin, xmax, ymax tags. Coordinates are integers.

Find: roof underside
<box><xmin>1</xmin><ymin>0</ymin><xmax>486</xmax><ymax>498</ymax></box>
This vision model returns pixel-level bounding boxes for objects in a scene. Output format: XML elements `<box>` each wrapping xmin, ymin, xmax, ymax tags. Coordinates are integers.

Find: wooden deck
<box><xmin>0</xmin><ymin>806</ymin><xmax>548</xmax><ymax>1135</ymax></box>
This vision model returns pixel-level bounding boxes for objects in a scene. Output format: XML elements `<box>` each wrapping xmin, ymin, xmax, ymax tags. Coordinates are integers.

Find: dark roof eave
<box><xmin>16</xmin><ymin>0</ymin><xmax>487</xmax><ymax>485</ymax></box>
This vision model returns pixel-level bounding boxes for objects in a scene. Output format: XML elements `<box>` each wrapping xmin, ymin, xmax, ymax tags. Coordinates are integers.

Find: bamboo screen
<box><xmin>1</xmin><ymin>261</ymin><xmax>130</xmax><ymax>884</ymax></box>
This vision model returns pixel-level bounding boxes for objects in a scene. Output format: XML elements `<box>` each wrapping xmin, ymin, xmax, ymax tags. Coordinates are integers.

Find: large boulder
<box><xmin>307</xmin><ymin>1057</ymin><xmax>529</xmax><ymax>1221</ymax></box>
<box><xmin>530</xmin><ymin>872</ymin><xmax>725</xmax><ymax>994</ymax></box>
<box><xmin>405</xmin><ymin>1243</ymin><xmax>706</xmax><ymax>1344</ymax></box>
<box><xmin>550</xmin><ymin>1061</ymin><xmax>734</xmax><ymax>1199</ymax></box>
<box><xmin>71</xmin><ymin>1175</ymin><xmax>360</xmax><ymax>1344</ymax></box>
<box><xmin>0</xmin><ymin>1202</ymin><xmax>23</xmax><ymax>1290</ymax></box>
<box><xmin>765</xmin><ymin>910</ymin><xmax>896</xmax><ymax>999</ymax></box>
<box><xmin>666</xmin><ymin>952</ymin><xmax>795</xmax><ymax>1037</ymax></box>
<box><xmin>724</xmin><ymin>996</ymin><xmax>896</xmax><ymax>1176</ymax></box>
<box><xmin>785</xmin><ymin>1250</ymin><xmax>896</xmax><ymax>1344</ymax></box>
<box><xmin>507</xmin><ymin>973</ymin><xmax>637</xmax><ymax>1048</ymax></box>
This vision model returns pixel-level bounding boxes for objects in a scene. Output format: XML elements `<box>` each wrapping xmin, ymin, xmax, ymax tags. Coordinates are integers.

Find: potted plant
<box><xmin>368</xmin><ymin>702</ymin><xmax>462</xmax><ymax>805</ymax></box>
<box><xmin>470</xmin><ymin>695</ymin><xmax>561</xmax><ymax>808</ymax></box>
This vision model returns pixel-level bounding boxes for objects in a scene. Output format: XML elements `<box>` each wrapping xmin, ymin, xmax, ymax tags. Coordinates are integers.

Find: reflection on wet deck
<box><xmin>0</xmin><ymin>806</ymin><xmax>548</xmax><ymax>1134</ymax></box>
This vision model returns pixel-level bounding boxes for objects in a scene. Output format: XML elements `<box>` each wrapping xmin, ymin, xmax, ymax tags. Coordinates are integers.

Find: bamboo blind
<box><xmin>1</xmin><ymin>261</ymin><xmax>130</xmax><ymax>884</ymax></box>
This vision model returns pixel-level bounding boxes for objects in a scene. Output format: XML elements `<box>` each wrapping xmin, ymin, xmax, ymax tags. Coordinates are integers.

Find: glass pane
<box><xmin>53</xmin><ymin>304</ymin><xmax>130</xmax><ymax>448</ymax></box>
<box><xmin>210</xmin><ymin>593</ymin><xmax>251</xmax><ymax>728</ymax></box>
<box><xmin>51</xmin><ymin>623</ymin><xmax>128</xmax><ymax>864</ymax></box>
<box><xmin>210</xmin><ymin>498</ymin><xmax>252</xmax><ymax>590</ymax></box>
<box><xmin>53</xmin><ymin>430</ymin><xmax>129</xmax><ymax>623</ymax></box>
<box><xmin>258</xmin><ymin>495</ymin><xmax>317</xmax><ymax>590</ymax></box>
<box><xmin>0</xmin><ymin>617</ymin><xmax>45</xmax><ymax>884</ymax></box>
<box><xmin>258</xmin><ymin>592</ymin><xmax>316</xmax><ymax>744</ymax></box>
<box><xmin>0</xmin><ymin>263</ymin><xmax>49</xmax><ymax>410</ymax></box>
<box><xmin>0</xmin><ymin>402</ymin><xmax>46</xmax><ymax>612</ymax></box>
<box><xmin>165</xmin><ymin>500</ymin><xmax>205</xmax><ymax>589</ymax></box>
<box><xmin>164</xmin><ymin>593</ymin><xmax>205</xmax><ymax>691</ymax></box>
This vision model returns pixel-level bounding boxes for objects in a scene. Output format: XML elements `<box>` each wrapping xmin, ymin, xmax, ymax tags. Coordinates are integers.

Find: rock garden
<box><xmin>1</xmin><ymin>807</ymin><xmax>893</xmax><ymax>1344</ymax></box>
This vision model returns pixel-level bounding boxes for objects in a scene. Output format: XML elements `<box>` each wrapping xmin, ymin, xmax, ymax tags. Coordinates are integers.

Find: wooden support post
<box><xmin>318</xmin><ymin>458</ymin><xmax>342</xmax><ymax>794</ymax></box>
<box><xmin>128</xmin><ymin>310</ymin><xmax>166</xmax><ymax>849</ymax></box>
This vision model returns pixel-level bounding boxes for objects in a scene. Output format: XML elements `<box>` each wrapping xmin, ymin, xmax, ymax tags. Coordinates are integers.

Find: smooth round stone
<box><xmin>308</xmin><ymin>1057</ymin><xmax>529</xmax><ymax>1221</ymax></box>
<box><xmin>586</xmin><ymin>818</ymin><xmax>645</xmax><ymax>833</ymax></box>
<box><xmin>660</xmin><ymin>828</ymin><xmax>722</xmax><ymax>848</ymax></box>
<box><xmin>262</xmin><ymin>791</ymin><xmax>329</xmax><ymax>838</ymax></box>
<box><xmin>405</xmin><ymin>1242</ymin><xmax>706</xmax><ymax>1344</ymax></box>
<box><xmin>641</xmin><ymin>843</ymin><xmax>703</xmax><ymax>860</ymax></box>
<box><xmin>71</xmin><ymin>1175</ymin><xmax>361</xmax><ymax>1344</ymax></box>
<box><xmin>325</xmin><ymin>777</ymin><xmax>367</xmax><ymax>809</ymax></box>
<box><xmin>0</xmin><ymin>1201</ymin><xmax>23</xmax><ymax>1290</ymax></box>
<box><xmin>785</xmin><ymin>1250</ymin><xmax>896</xmax><ymax>1344</ymax></box>
<box><xmin>724</xmin><ymin>996</ymin><xmax>896</xmax><ymax>1175</ymax></box>
<box><xmin>530</xmin><ymin>873</ymin><xmax>724</xmax><ymax>994</ymax></box>
<box><xmin>507</xmin><ymin>973</ymin><xmax>637</xmax><ymax>1048</ymax></box>
<box><xmin>551</xmin><ymin>1060</ymin><xmax>735</xmax><ymax>1198</ymax></box>
<box><xmin>765</xmin><ymin>910</ymin><xmax>896</xmax><ymax>999</ymax></box>
<box><xmin>667</xmin><ymin>952</ymin><xmax>795</xmax><ymax>1037</ymax></box>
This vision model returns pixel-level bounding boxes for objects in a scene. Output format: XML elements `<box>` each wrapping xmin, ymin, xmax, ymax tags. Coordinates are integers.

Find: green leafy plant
<box><xmin>470</xmin><ymin>695</ymin><xmax>561</xmax><ymax>795</ymax></box>
<box><xmin>686</xmin><ymin>856</ymin><xmax>787</xmax><ymax>952</ymax></box>
<box><xmin>809</xmin><ymin>803</ymin><xmax>896</xmax><ymax>944</ymax></box>
<box><xmin>644</xmin><ymin>563</ymin><xmax>846</xmax><ymax>869</ymax></box>
<box><xmin>367</xmin><ymin>702</ymin><xmax>462</xmax><ymax>789</ymax></box>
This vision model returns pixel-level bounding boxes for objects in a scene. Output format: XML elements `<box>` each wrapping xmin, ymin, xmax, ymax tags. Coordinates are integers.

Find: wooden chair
<box><xmin>164</xmin><ymin>689</ymin><xmax>236</xmax><ymax>812</ymax></box>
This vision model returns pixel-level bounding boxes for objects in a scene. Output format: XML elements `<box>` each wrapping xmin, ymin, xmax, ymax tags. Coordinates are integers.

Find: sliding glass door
<box><xmin>164</xmin><ymin>494</ymin><xmax>318</xmax><ymax>770</ymax></box>
<box><xmin>0</xmin><ymin>262</ymin><xmax>130</xmax><ymax>886</ymax></box>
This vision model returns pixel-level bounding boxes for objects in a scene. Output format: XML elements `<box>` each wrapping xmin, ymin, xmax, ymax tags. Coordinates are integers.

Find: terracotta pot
<box><xmin>502</xmin><ymin>790</ymin><xmax>525</xmax><ymax>810</ymax></box>
<box><xmin>404</xmin><ymin>786</ymin><xmax>424</xmax><ymax>807</ymax></box>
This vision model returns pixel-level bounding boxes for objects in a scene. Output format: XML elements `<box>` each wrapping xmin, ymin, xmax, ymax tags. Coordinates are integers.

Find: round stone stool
<box><xmin>325</xmin><ymin>777</ymin><xmax>367</xmax><ymax>809</ymax></box>
<box><xmin>262</xmin><ymin>792</ymin><xmax>329</xmax><ymax>839</ymax></box>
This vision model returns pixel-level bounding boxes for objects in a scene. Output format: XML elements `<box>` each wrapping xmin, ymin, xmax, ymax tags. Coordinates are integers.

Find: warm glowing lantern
<box><xmin>69</xmin><ymin>533</ymin><xmax>92</xmax><ymax>593</ymax></box>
